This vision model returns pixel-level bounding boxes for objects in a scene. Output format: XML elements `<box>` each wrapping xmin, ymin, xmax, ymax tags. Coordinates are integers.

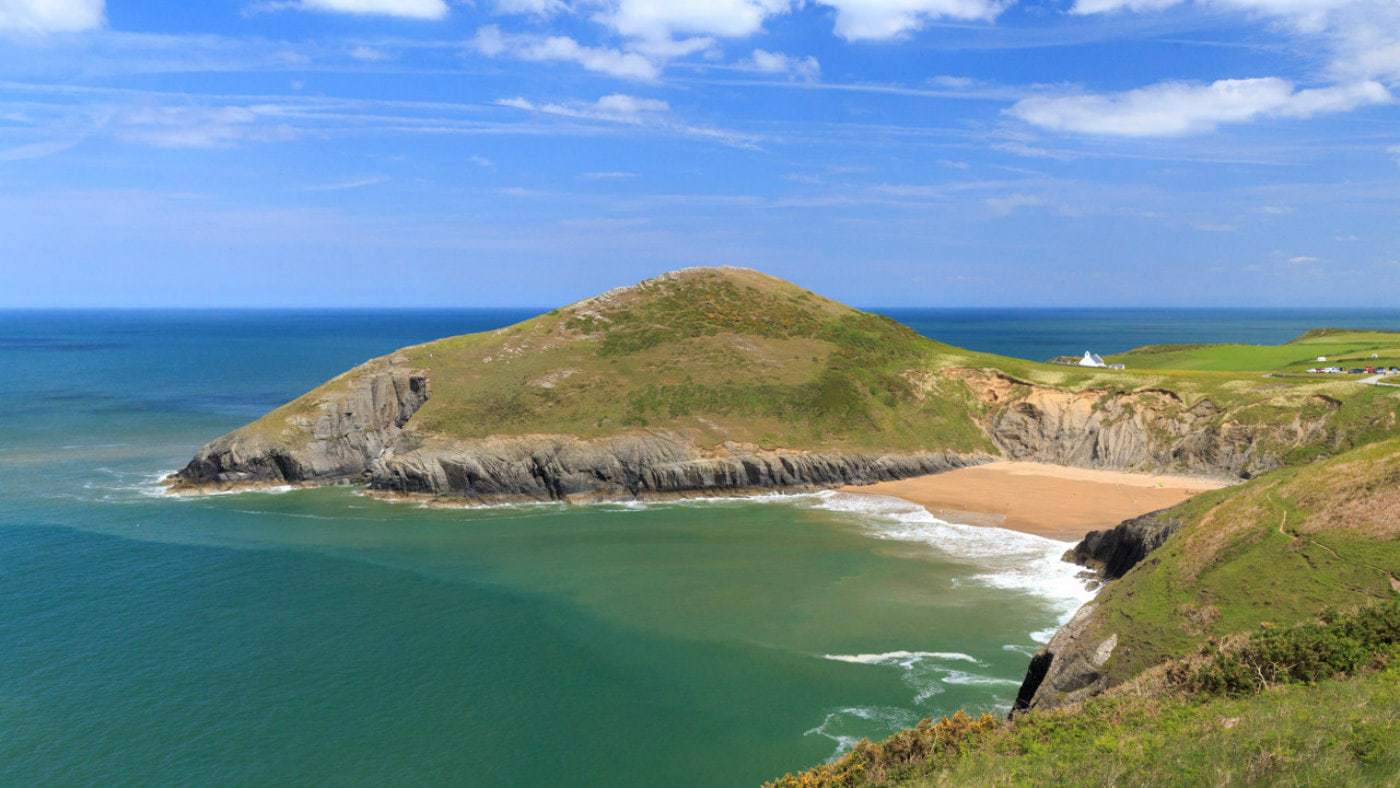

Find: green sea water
<box><xmin>32</xmin><ymin>308</ymin><xmax>1375</xmax><ymax>784</ymax></box>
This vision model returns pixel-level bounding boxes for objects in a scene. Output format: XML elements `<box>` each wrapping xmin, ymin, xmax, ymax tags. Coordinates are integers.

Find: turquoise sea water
<box><xmin>5</xmin><ymin>308</ymin><xmax>1400</xmax><ymax>785</ymax></box>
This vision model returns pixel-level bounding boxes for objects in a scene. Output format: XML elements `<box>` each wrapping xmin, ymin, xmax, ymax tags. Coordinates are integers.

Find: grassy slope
<box><xmin>910</xmin><ymin>660</ymin><xmax>1400</xmax><ymax>786</ymax></box>
<box><xmin>1111</xmin><ymin>329</ymin><xmax>1400</xmax><ymax>373</ymax></box>
<box><xmin>1082</xmin><ymin>436</ymin><xmax>1400</xmax><ymax>687</ymax></box>
<box><xmin>771</xmin><ymin>437</ymin><xmax>1400</xmax><ymax>786</ymax></box>
<box><xmin>771</xmin><ymin>604</ymin><xmax>1400</xmax><ymax>787</ymax></box>
<box><xmin>235</xmin><ymin>269</ymin><xmax>1400</xmax><ymax>462</ymax></box>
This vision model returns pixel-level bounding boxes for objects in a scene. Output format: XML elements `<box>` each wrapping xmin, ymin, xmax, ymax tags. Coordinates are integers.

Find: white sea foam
<box><xmin>939</xmin><ymin>670</ymin><xmax>1021</xmax><ymax>687</ymax></box>
<box><xmin>803</xmin><ymin>491</ymin><xmax>1097</xmax><ymax>631</ymax></box>
<box><xmin>823</xmin><ymin>651</ymin><xmax>980</xmax><ymax>667</ymax></box>
<box><xmin>820</xmin><ymin>648</ymin><xmax>1027</xmax><ymax>705</ymax></box>
<box><xmin>166</xmin><ymin>483</ymin><xmax>298</xmax><ymax>498</ymax></box>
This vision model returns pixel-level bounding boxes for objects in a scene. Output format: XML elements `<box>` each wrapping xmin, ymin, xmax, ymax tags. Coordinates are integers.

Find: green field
<box><xmin>1110</xmin><ymin>329</ymin><xmax>1400</xmax><ymax>373</ymax></box>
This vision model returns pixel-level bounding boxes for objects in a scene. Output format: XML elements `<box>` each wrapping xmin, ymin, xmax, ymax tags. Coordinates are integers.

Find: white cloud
<box><xmin>814</xmin><ymin>0</ymin><xmax>1006</xmax><ymax>40</ymax></box>
<box><xmin>498</xmin><ymin>93</ymin><xmax>669</xmax><ymax>123</ymax></box>
<box><xmin>471</xmin><ymin>25</ymin><xmax>660</xmax><ymax>80</ymax></box>
<box><xmin>1288</xmin><ymin>255</ymin><xmax>1322</xmax><ymax>264</ymax></box>
<box><xmin>746</xmin><ymin>48</ymin><xmax>820</xmax><ymax>80</ymax></box>
<box><xmin>1010</xmin><ymin>77</ymin><xmax>1391</xmax><ymax>136</ymax></box>
<box><xmin>596</xmin><ymin>0</ymin><xmax>792</xmax><ymax>41</ymax></box>
<box><xmin>1069</xmin><ymin>0</ymin><xmax>1400</xmax><ymax>87</ymax></box>
<box><xmin>1389</xmin><ymin>144</ymin><xmax>1400</xmax><ymax>166</ymax></box>
<box><xmin>297</xmin><ymin>0</ymin><xmax>448</xmax><ymax>18</ymax></box>
<box><xmin>489</xmin><ymin>0</ymin><xmax>1008</xmax><ymax>61</ymax></box>
<box><xmin>0</xmin><ymin>0</ymin><xmax>103</xmax><ymax>33</ymax></box>
<box><xmin>468</xmin><ymin>155</ymin><xmax>495</xmax><ymax>168</ymax></box>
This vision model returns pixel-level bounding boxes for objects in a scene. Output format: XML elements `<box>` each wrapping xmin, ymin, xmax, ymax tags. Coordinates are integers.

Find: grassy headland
<box><xmin>232</xmin><ymin>268</ymin><xmax>1400</xmax><ymax>472</ymax></box>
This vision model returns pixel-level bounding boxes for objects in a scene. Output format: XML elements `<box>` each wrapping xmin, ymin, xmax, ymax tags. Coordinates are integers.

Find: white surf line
<box><xmin>804</xmin><ymin>490</ymin><xmax>1098</xmax><ymax>621</ymax></box>
<box><xmin>822</xmin><ymin>651</ymin><xmax>981</xmax><ymax>666</ymax></box>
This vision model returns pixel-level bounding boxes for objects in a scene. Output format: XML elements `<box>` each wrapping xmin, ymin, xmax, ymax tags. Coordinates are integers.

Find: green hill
<box><xmin>172</xmin><ymin>268</ymin><xmax>1400</xmax><ymax>498</ymax></box>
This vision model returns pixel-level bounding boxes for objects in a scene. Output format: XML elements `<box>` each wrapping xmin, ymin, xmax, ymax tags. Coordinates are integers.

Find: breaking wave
<box><xmin>803</xmin><ymin>491</ymin><xmax>1096</xmax><ymax>626</ymax></box>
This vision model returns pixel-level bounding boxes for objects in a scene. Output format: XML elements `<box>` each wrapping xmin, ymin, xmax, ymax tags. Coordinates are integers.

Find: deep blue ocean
<box><xmin>5</xmin><ymin>307</ymin><xmax>1400</xmax><ymax>786</ymax></box>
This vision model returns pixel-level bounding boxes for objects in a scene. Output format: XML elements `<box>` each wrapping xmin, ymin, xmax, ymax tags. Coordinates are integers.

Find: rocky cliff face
<box><xmin>374</xmin><ymin>435</ymin><xmax>982</xmax><ymax>501</ymax></box>
<box><xmin>1012</xmin><ymin>603</ymin><xmax>1119</xmax><ymax>713</ymax></box>
<box><xmin>1013</xmin><ymin>510</ymin><xmax>1184</xmax><ymax>713</ymax></box>
<box><xmin>955</xmin><ymin>370</ymin><xmax>1335</xmax><ymax>480</ymax></box>
<box><xmin>171</xmin><ymin>364</ymin><xmax>429</xmax><ymax>490</ymax></box>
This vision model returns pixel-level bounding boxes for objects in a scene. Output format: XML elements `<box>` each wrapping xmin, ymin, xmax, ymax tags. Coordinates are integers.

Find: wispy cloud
<box><xmin>497</xmin><ymin>93</ymin><xmax>762</xmax><ymax>148</ymax></box>
<box><xmin>580</xmin><ymin>170</ymin><xmax>638</xmax><ymax>180</ymax></box>
<box><xmin>744</xmin><ymin>49</ymin><xmax>820</xmax><ymax>80</ymax></box>
<box><xmin>303</xmin><ymin>174</ymin><xmax>390</xmax><ymax>191</ymax></box>
<box><xmin>471</xmin><ymin>25</ymin><xmax>660</xmax><ymax>81</ymax></box>
<box><xmin>114</xmin><ymin>105</ymin><xmax>298</xmax><ymax>148</ymax></box>
<box><xmin>0</xmin><ymin>138</ymin><xmax>78</xmax><ymax>162</ymax></box>
<box><xmin>256</xmin><ymin>0</ymin><xmax>450</xmax><ymax>20</ymax></box>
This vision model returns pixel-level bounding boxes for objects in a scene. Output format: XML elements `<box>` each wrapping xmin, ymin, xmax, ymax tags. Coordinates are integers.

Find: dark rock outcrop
<box><xmin>1013</xmin><ymin>604</ymin><xmax>1118</xmax><ymax>713</ymax></box>
<box><xmin>172</xmin><ymin>365</ymin><xmax>429</xmax><ymax>489</ymax></box>
<box><xmin>1064</xmin><ymin>510</ymin><xmax>1182</xmax><ymax>580</ymax></box>
<box><xmin>374</xmin><ymin>435</ymin><xmax>983</xmax><ymax>500</ymax></box>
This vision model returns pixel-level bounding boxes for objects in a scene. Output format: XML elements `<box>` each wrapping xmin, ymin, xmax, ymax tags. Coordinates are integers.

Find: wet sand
<box><xmin>842</xmin><ymin>461</ymin><xmax>1231</xmax><ymax>542</ymax></box>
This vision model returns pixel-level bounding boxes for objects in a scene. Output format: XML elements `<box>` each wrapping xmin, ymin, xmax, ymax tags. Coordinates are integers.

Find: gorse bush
<box><xmin>1175</xmin><ymin>600</ymin><xmax>1400</xmax><ymax>696</ymax></box>
<box><xmin>765</xmin><ymin>711</ymin><xmax>1000</xmax><ymax>788</ymax></box>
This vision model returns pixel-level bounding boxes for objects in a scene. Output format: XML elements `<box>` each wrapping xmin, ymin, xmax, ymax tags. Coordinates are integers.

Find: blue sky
<box><xmin>1</xmin><ymin>0</ymin><xmax>1397</xmax><ymax>307</ymax></box>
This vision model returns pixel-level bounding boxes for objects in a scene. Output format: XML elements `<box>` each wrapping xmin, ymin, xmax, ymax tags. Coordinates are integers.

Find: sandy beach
<box><xmin>842</xmin><ymin>461</ymin><xmax>1231</xmax><ymax>541</ymax></box>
